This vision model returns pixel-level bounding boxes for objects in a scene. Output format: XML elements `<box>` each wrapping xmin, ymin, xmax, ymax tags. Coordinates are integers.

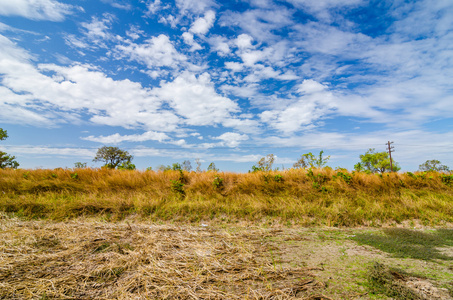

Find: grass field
<box><xmin>1</xmin><ymin>168</ymin><xmax>452</xmax><ymax>225</ymax></box>
<box><xmin>1</xmin><ymin>168</ymin><xmax>453</xmax><ymax>299</ymax></box>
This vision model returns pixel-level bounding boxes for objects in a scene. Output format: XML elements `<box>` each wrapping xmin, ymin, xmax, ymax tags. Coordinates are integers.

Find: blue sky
<box><xmin>0</xmin><ymin>0</ymin><xmax>452</xmax><ymax>171</ymax></box>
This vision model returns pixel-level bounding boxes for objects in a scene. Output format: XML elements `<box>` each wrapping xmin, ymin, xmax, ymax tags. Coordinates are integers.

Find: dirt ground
<box><xmin>0</xmin><ymin>216</ymin><xmax>452</xmax><ymax>299</ymax></box>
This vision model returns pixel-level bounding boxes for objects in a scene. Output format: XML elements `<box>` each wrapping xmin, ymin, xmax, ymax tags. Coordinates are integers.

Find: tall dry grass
<box><xmin>0</xmin><ymin>168</ymin><xmax>452</xmax><ymax>226</ymax></box>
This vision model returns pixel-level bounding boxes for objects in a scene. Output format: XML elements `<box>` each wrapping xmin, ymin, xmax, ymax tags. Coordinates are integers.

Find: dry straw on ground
<box><xmin>0</xmin><ymin>217</ymin><xmax>331</xmax><ymax>299</ymax></box>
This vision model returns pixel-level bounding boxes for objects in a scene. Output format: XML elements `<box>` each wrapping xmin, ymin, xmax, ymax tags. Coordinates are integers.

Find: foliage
<box><xmin>0</xmin><ymin>128</ymin><xmax>7</xmax><ymax>141</ymax></box>
<box><xmin>118</xmin><ymin>161</ymin><xmax>136</xmax><ymax>170</ymax></box>
<box><xmin>93</xmin><ymin>146</ymin><xmax>133</xmax><ymax>169</ymax></box>
<box><xmin>251</xmin><ymin>154</ymin><xmax>275</xmax><ymax>172</ymax></box>
<box><xmin>74</xmin><ymin>162</ymin><xmax>87</xmax><ymax>169</ymax></box>
<box><xmin>172</xmin><ymin>163</ymin><xmax>182</xmax><ymax>171</ymax></box>
<box><xmin>307</xmin><ymin>168</ymin><xmax>328</xmax><ymax>192</ymax></box>
<box><xmin>212</xmin><ymin>176</ymin><xmax>224</xmax><ymax>189</ymax></box>
<box><xmin>418</xmin><ymin>159</ymin><xmax>449</xmax><ymax>172</ymax></box>
<box><xmin>170</xmin><ymin>170</ymin><xmax>186</xmax><ymax>197</ymax></box>
<box><xmin>356</xmin><ymin>148</ymin><xmax>400</xmax><ymax>173</ymax></box>
<box><xmin>333</xmin><ymin>171</ymin><xmax>352</xmax><ymax>184</ymax></box>
<box><xmin>293</xmin><ymin>151</ymin><xmax>330</xmax><ymax>169</ymax></box>
<box><xmin>0</xmin><ymin>128</ymin><xmax>19</xmax><ymax>169</ymax></box>
<box><xmin>207</xmin><ymin>162</ymin><xmax>218</xmax><ymax>172</ymax></box>
<box><xmin>273</xmin><ymin>174</ymin><xmax>283</xmax><ymax>182</ymax></box>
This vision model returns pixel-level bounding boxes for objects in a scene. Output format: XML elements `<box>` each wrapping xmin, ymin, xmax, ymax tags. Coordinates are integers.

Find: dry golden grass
<box><xmin>0</xmin><ymin>168</ymin><xmax>452</xmax><ymax>226</ymax></box>
<box><xmin>0</xmin><ymin>216</ymin><xmax>331</xmax><ymax>299</ymax></box>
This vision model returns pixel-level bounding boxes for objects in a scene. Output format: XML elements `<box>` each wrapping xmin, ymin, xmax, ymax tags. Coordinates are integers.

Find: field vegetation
<box><xmin>1</xmin><ymin>167</ymin><xmax>452</xmax><ymax>226</ymax></box>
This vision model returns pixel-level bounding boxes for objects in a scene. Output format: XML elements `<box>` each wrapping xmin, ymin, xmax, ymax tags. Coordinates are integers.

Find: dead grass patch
<box><xmin>0</xmin><ymin>218</ymin><xmax>327</xmax><ymax>299</ymax></box>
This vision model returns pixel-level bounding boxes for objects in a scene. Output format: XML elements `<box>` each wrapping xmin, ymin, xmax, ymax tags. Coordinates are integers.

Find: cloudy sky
<box><xmin>0</xmin><ymin>0</ymin><xmax>452</xmax><ymax>171</ymax></box>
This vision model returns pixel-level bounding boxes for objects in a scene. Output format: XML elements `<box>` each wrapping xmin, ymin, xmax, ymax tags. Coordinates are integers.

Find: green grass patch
<box><xmin>353</xmin><ymin>228</ymin><xmax>453</xmax><ymax>261</ymax></box>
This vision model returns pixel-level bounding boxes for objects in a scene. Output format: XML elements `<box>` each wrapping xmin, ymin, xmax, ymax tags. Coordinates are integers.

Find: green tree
<box><xmin>207</xmin><ymin>162</ymin><xmax>218</xmax><ymax>172</ymax></box>
<box><xmin>118</xmin><ymin>161</ymin><xmax>136</xmax><ymax>170</ymax></box>
<box><xmin>356</xmin><ymin>148</ymin><xmax>400</xmax><ymax>173</ymax></box>
<box><xmin>418</xmin><ymin>160</ymin><xmax>449</xmax><ymax>172</ymax></box>
<box><xmin>251</xmin><ymin>154</ymin><xmax>275</xmax><ymax>172</ymax></box>
<box><xmin>93</xmin><ymin>146</ymin><xmax>133</xmax><ymax>169</ymax></box>
<box><xmin>0</xmin><ymin>129</ymin><xmax>7</xmax><ymax>140</ymax></box>
<box><xmin>293</xmin><ymin>151</ymin><xmax>330</xmax><ymax>169</ymax></box>
<box><xmin>0</xmin><ymin>128</ymin><xmax>19</xmax><ymax>169</ymax></box>
<box><xmin>171</xmin><ymin>162</ymin><xmax>182</xmax><ymax>171</ymax></box>
<box><xmin>74</xmin><ymin>162</ymin><xmax>87</xmax><ymax>169</ymax></box>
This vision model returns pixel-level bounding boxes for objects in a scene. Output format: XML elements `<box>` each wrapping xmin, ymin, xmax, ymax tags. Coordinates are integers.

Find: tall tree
<box><xmin>0</xmin><ymin>128</ymin><xmax>19</xmax><ymax>169</ymax></box>
<box><xmin>93</xmin><ymin>146</ymin><xmax>133</xmax><ymax>169</ymax></box>
<box><xmin>293</xmin><ymin>151</ymin><xmax>330</xmax><ymax>169</ymax></box>
<box><xmin>355</xmin><ymin>148</ymin><xmax>400</xmax><ymax>173</ymax></box>
<box><xmin>418</xmin><ymin>160</ymin><xmax>449</xmax><ymax>172</ymax></box>
<box><xmin>252</xmin><ymin>154</ymin><xmax>275</xmax><ymax>172</ymax></box>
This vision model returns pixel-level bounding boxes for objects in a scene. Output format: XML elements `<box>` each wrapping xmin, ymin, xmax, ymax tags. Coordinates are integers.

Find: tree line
<box><xmin>0</xmin><ymin>128</ymin><xmax>450</xmax><ymax>173</ymax></box>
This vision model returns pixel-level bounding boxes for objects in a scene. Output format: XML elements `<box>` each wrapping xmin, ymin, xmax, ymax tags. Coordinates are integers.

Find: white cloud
<box><xmin>189</xmin><ymin>10</ymin><xmax>216</xmax><ymax>35</ymax></box>
<box><xmin>154</xmin><ymin>72</ymin><xmax>240</xmax><ymax>126</ymax></box>
<box><xmin>82</xmin><ymin>131</ymin><xmax>170</xmax><ymax>144</ymax></box>
<box><xmin>126</xmin><ymin>25</ymin><xmax>144</xmax><ymax>40</ymax></box>
<box><xmin>214</xmin><ymin>132</ymin><xmax>249</xmax><ymax>147</ymax></box>
<box><xmin>224</xmin><ymin>61</ymin><xmax>243</xmax><ymax>72</ymax></box>
<box><xmin>286</xmin><ymin>0</ymin><xmax>364</xmax><ymax>22</ymax></box>
<box><xmin>260</xmin><ymin>80</ymin><xmax>336</xmax><ymax>134</ymax></box>
<box><xmin>220</xmin><ymin>8</ymin><xmax>293</xmax><ymax>42</ymax></box>
<box><xmin>207</xmin><ymin>35</ymin><xmax>231</xmax><ymax>56</ymax></box>
<box><xmin>115</xmin><ymin>34</ymin><xmax>186</xmax><ymax>68</ymax></box>
<box><xmin>100</xmin><ymin>0</ymin><xmax>132</xmax><ymax>10</ymax></box>
<box><xmin>175</xmin><ymin>0</ymin><xmax>216</xmax><ymax>14</ymax></box>
<box><xmin>146</xmin><ymin>0</ymin><xmax>162</xmax><ymax>14</ymax></box>
<box><xmin>0</xmin><ymin>34</ymin><xmax>181</xmax><ymax>131</ymax></box>
<box><xmin>2</xmin><ymin>146</ymin><xmax>96</xmax><ymax>158</ymax></box>
<box><xmin>80</xmin><ymin>14</ymin><xmax>115</xmax><ymax>46</ymax></box>
<box><xmin>182</xmin><ymin>32</ymin><xmax>203</xmax><ymax>51</ymax></box>
<box><xmin>235</xmin><ymin>34</ymin><xmax>254</xmax><ymax>49</ymax></box>
<box><xmin>0</xmin><ymin>0</ymin><xmax>77</xmax><ymax>21</ymax></box>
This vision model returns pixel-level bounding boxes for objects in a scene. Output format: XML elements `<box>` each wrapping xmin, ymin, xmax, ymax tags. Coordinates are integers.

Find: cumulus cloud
<box><xmin>182</xmin><ymin>32</ymin><xmax>203</xmax><ymax>51</ymax></box>
<box><xmin>0</xmin><ymin>0</ymin><xmax>77</xmax><ymax>21</ymax></box>
<box><xmin>224</xmin><ymin>61</ymin><xmax>243</xmax><ymax>72</ymax></box>
<box><xmin>115</xmin><ymin>34</ymin><xmax>186</xmax><ymax>68</ymax></box>
<box><xmin>154</xmin><ymin>72</ymin><xmax>240</xmax><ymax>126</ymax></box>
<box><xmin>0</xmin><ymin>34</ymin><xmax>181</xmax><ymax>131</ymax></box>
<box><xmin>260</xmin><ymin>80</ymin><xmax>337</xmax><ymax>134</ymax></box>
<box><xmin>207</xmin><ymin>35</ymin><xmax>231</xmax><ymax>55</ymax></box>
<box><xmin>189</xmin><ymin>10</ymin><xmax>216</xmax><ymax>35</ymax></box>
<box><xmin>235</xmin><ymin>34</ymin><xmax>254</xmax><ymax>49</ymax></box>
<box><xmin>214</xmin><ymin>132</ymin><xmax>249</xmax><ymax>147</ymax></box>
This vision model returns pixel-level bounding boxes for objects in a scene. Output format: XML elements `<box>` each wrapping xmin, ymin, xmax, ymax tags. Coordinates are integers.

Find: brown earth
<box><xmin>0</xmin><ymin>215</ymin><xmax>452</xmax><ymax>299</ymax></box>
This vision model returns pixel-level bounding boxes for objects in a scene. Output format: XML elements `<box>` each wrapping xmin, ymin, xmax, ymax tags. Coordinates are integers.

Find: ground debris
<box><xmin>0</xmin><ymin>219</ymin><xmax>324</xmax><ymax>299</ymax></box>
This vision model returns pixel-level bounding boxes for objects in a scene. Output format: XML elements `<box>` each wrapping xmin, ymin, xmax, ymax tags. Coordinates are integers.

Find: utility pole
<box><xmin>386</xmin><ymin>141</ymin><xmax>395</xmax><ymax>172</ymax></box>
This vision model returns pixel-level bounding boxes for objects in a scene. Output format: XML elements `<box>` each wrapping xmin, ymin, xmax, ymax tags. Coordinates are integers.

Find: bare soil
<box><xmin>0</xmin><ymin>216</ymin><xmax>452</xmax><ymax>299</ymax></box>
